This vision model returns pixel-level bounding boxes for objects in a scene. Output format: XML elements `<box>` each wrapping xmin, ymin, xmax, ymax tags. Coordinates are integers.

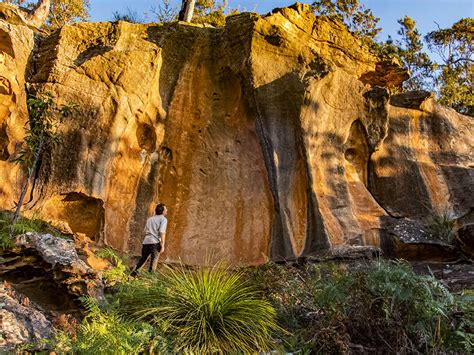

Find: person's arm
<box><xmin>159</xmin><ymin>233</ymin><xmax>166</xmax><ymax>252</ymax></box>
<box><xmin>159</xmin><ymin>218</ymin><xmax>167</xmax><ymax>252</ymax></box>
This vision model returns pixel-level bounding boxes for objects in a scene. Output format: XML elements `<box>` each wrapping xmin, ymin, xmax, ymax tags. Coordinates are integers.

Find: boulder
<box><xmin>0</xmin><ymin>3</ymin><xmax>472</xmax><ymax>264</ymax></box>
<box><xmin>0</xmin><ymin>281</ymin><xmax>53</xmax><ymax>352</ymax></box>
<box><xmin>0</xmin><ymin>233</ymin><xmax>104</xmax><ymax>312</ymax></box>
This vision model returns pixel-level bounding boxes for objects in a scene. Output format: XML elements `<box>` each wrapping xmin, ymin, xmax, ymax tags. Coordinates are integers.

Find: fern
<box><xmin>53</xmin><ymin>297</ymin><xmax>153</xmax><ymax>354</ymax></box>
<box><xmin>95</xmin><ymin>247</ymin><xmax>128</xmax><ymax>284</ymax></box>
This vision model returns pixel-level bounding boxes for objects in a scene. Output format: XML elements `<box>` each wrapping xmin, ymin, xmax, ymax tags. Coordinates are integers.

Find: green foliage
<box><xmin>427</xmin><ymin>209</ymin><xmax>457</xmax><ymax>244</ymax></box>
<box><xmin>426</xmin><ymin>18</ymin><xmax>473</xmax><ymax>116</ymax></box>
<box><xmin>129</xmin><ymin>263</ymin><xmax>279</xmax><ymax>353</ymax></box>
<box><xmin>95</xmin><ymin>247</ymin><xmax>129</xmax><ymax>284</ymax></box>
<box><xmin>444</xmin><ymin>289</ymin><xmax>474</xmax><ymax>351</ymax></box>
<box><xmin>396</xmin><ymin>16</ymin><xmax>435</xmax><ymax>91</ymax></box>
<box><xmin>14</xmin><ymin>94</ymin><xmax>72</xmax><ymax>171</ymax></box>
<box><xmin>0</xmin><ymin>211</ymin><xmax>61</xmax><ymax>249</ymax></box>
<box><xmin>192</xmin><ymin>0</ymin><xmax>238</xmax><ymax>27</ymax></box>
<box><xmin>245</xmin><ymin>260</ymin><xmax>470</xmax><ymax>353</ymax></box>
<box><xmin>8</xmin><ymin>0</ymin><xmax>90</xmax><ymax>30</ymax></box>
<box><xmin>312</xmin><ymin>0</ymin><xmax>381</xmax><ymax>40</ymax></box>
<box><xmin>48</xmin><ymin>0</ymin><xmax>90</xmax><ymax>30</ymax></box>
<box><xmin>54</xmin><ymin>297</ymin><xmax>153</xmax><ymax>354</ymax></box>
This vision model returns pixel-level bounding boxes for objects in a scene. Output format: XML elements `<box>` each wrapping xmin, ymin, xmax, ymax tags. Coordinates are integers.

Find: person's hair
<box><xmin>155</xmin><ymin>203</ymin><xmax>166</xmax><ymax>215</ymax></box>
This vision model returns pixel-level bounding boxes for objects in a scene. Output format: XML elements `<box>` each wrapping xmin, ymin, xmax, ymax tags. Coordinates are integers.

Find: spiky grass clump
<box><xmin>135</xmin><ymin>264</ymin><xmax>279</xmax><ymax>353</ymax></box>
<box><xmin>427</xmin><ymin>209</ymin><xmax>457</xmax><ymax>243</ymax></box>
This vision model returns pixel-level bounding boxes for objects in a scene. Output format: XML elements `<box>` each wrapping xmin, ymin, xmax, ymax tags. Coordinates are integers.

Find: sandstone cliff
<box><xmin>0</xmin><ymin>3</ymin><xmax>472</xmax><ymax>265</ymax></box>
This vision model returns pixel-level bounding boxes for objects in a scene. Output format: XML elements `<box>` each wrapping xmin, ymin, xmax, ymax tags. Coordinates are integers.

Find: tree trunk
<box><xmin>10</xmin><ymin>133</ymin><xmax>44</xmax><ymax>235</ymax></box>
<box><xmin>179</xmin><ymin>0</ymin><xmax>196</xmax><ymax>22</ymax></box>
<box><xmin>25</xmin><ymin>0</ymin><xmax>51</xmax><ymax>28</ymax></box>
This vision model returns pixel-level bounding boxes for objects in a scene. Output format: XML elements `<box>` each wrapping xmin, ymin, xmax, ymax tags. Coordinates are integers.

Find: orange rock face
<box><xmin>0</xmin><ymin>4</ymin><xmax>472</xmax><ymax>264</ymax></box>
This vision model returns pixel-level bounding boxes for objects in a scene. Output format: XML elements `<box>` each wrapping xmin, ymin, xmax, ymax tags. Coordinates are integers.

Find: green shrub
<box><xmin>131</xmin><ymin>263</ymin><xmax>279</xmax><ymax>353</ymax></box>
<box><xmin>53</xmin><ymin>297</ymin><xmax>154</xmax><ymax>354</ymax></box>
<box><xmin>427</xmin><ymin>209</ymin><xmax>457</xmax><ymax>243</ymax></box>
<box><xmin>442</xmin><ymin>289</ymin><xmax>474</xmax><ymax>352</ymax></box>
<box><xmin>245</xmin><ymin>260</ymin><xmax>469</xmax><ymax>353</ymax></box>
<box><xmin>95</xmin><ymin>247</ymin><xmax>129</xmax><ymax>285</ymax></box>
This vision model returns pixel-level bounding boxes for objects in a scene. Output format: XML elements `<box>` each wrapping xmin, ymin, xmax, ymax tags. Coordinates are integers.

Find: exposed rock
<box><xmin>381</xmin><ymin>218</ymin><xmax>461</xmax><ymax>261</ymax></box>
<box><xmin>458</xmin><ymin>224</ymin><xmax>474</xmax><ymax>258</ymax></box>
<box><xmin>0</xmin><ymin>12</ymin><xmax>32</xmax><ymax>201</ymax></box>
<box><xmin>0</xmin><ymin>3</ymin><xmax>472</xmax><ymax>265</ymax></box>
<box><xmin>0</xmin><ymin>233</ymin><xmax>104</xmax><ymax>312</ymax></box>
<box><xmin>0</xmin><ymin>281</ymin><xmax>53</xmax><ymax>352</ymax></box>
<box><xmin>389</xmin><ymin>90</ymin><xmax>435</xmax><ymax>109</ymax></box>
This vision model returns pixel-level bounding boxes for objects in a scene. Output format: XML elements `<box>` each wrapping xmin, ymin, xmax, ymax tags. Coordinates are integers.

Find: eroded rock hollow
<box><xmin>1</xmin><ymin>3</ymin><xmax>472</xmax><ymax>265</ymax></box>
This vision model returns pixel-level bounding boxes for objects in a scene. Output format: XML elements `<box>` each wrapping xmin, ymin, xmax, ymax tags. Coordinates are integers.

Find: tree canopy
<box><xmin>7</xmin><ymin>0</ymin><xmax>89</xmax><ymax>30</ymax></box>
<box><xmin>311</xmin><ymin>0</ymin><xmax>381</xmax><ymax>40</ymax></box>
<box><xmin>426</xmin><ymin>18</ymin><xmax>473</xmax><ymax>116</ymax></box>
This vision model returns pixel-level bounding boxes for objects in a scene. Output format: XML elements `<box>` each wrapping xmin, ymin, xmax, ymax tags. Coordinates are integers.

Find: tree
<box><xmin>396</xmin><ymin>16</ymin><xmax>434</xmax><ymax>91</ymax></box>
<box><xmin>178</xmin><ymin>0</ymin><xmax>237</xmax><ymax>27</ymax></box>
<box><xmin>150</xmin><ymin>0</ymin><xmax>178</xmax><ymax>23</ymax></box>
<box><xmin>7</xmin><ymin>0</ymin><xmax>90</xmax><ymax>30</ymax></box>
<box><xmin>47</xmin><ymin>0</ymin><xmax>90</xmax><ymax>29</ymax></box>
<box><xmin>426</xmin><ymin>18</ymin><xmax>473</xmax><ymax>116</ymax></box>
<box><xmin>192</xmin><ymin>0</ymin><xmax>237</xmax><ymax>27</ymax></box>
<box><xmin>2</xmin><ymin>0</ymin><xmax>51</xmax><ymax>29</ymax></box>
<box><xmin>11</xmin><ymin>94</ymin><xmax>73</xmax><ymax>233</ymax></box>
<box><xmin>178</xmin><ymin>0</ymin><xmax>196</xmax><ymax>22</ymax></box>
<box><xmin>311</xmin><ymin>0</ymin><xmax>381</xmax><ymax>40</ymax></box>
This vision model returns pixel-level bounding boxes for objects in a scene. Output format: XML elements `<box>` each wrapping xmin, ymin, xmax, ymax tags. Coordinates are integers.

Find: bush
<box><xmin>127</xmin><ymin>263</ymin><xmax>279</xmax><ymax>353</ymax></box>
<box><xmin>53</xmin><ymin>297</ymin><xmax>154</xmax><ymax>354</ymax></box>
<box><xmin>427</xmin><ymin>209</ymin><xmax>457</xmax><ymax>243</ymax></box>
<box><xmin>244</xmin><ymin>260</ymin><xmax>472</xmax><ymax>353</ymax></box>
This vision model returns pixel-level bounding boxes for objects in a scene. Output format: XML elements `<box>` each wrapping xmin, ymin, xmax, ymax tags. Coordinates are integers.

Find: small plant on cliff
<box><xmin>11</xmin><ymin>94</ymin><xmax>74</xmax><ymax>236</ymax></box>
<box><xmin>0</xmin><ymin>210</ymin><xmax>59</xmax><ymax>249</ymax></box>
<box><xmin>427</xmin><ymin>208</ymin><xmax>458</xmax><ymax>244</ymax></box>
<box><xmin>126</xmin><ymin>263</ymin><xmax>279</xmax><ymax>353</ymax></box>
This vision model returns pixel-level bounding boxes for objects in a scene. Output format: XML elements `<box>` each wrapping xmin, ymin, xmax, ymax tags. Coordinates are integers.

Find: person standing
<box><xmin>131</xmin><ymin>203</ymin><xmax>167</xmax><ymax>276</ymax></box>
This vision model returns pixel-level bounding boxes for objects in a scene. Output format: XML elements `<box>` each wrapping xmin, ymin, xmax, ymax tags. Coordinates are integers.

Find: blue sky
<box><xmin>90</xmin><ymin>0</ymin><xmax>473</xmax><ymax>41</ymax></box>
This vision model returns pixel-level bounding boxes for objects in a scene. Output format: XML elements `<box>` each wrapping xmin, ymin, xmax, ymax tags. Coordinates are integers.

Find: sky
<box><xmin>89</xmin><ymin>0</ymin><xmax>474</xmax><ymax>41</ymax></box>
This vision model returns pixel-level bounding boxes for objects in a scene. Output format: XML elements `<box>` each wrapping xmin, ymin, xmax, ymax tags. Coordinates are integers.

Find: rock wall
<box><xmin>0</xmin><ymin>3</ymin><xmax>472</xmax><ymax>265</ymax></box>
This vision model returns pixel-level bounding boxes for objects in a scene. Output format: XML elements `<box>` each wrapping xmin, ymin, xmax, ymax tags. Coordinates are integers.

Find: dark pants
<box><xmin>134</xmin><ymin>243</ymin><xmax>161</xmax><ymax>272</ymax></box>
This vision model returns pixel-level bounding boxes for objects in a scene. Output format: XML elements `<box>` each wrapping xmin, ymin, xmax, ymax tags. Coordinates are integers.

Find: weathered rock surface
<box><xmin>0</xmin><ymin>233</ymin><xmax>104</xmax><ymax>312</ymax></box>
<box><xmin>0</xmin><ymin>281</ymin><xmax>53</xmax><ymax>352</ymax></box>
<box><xmin>0</xmin><ymin>3</ymin><xmax>472</xmax><ymax>264</ymax></box>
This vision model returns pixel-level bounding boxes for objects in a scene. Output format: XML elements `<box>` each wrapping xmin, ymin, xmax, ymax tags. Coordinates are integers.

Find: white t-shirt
<box><xmin>142</xmin><ymin>214</ymin><xmax>167</xmax><ymax>245</ymax></box>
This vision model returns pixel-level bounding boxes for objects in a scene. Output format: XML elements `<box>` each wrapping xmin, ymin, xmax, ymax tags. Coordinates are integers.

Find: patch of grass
<box><xmin>134</xmin><ymin>263</ymin><xmax>279</xmax><ymax>353</ymax></box>
<box><xmin>53</xmin><ymin>263</ymin><xmax>279</xmax><ymax>353</ymax></box>
<box><xmin>427</xmin><ymin>208</ymin><xmax>457</xmax><ymax>243</ymax></box>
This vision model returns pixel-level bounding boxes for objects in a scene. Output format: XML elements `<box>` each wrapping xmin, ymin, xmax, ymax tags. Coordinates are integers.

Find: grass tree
<box><xmin>123</xmin><ymin>263</ymin><xmax>280</xmax><ymax>353</ymax></box>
